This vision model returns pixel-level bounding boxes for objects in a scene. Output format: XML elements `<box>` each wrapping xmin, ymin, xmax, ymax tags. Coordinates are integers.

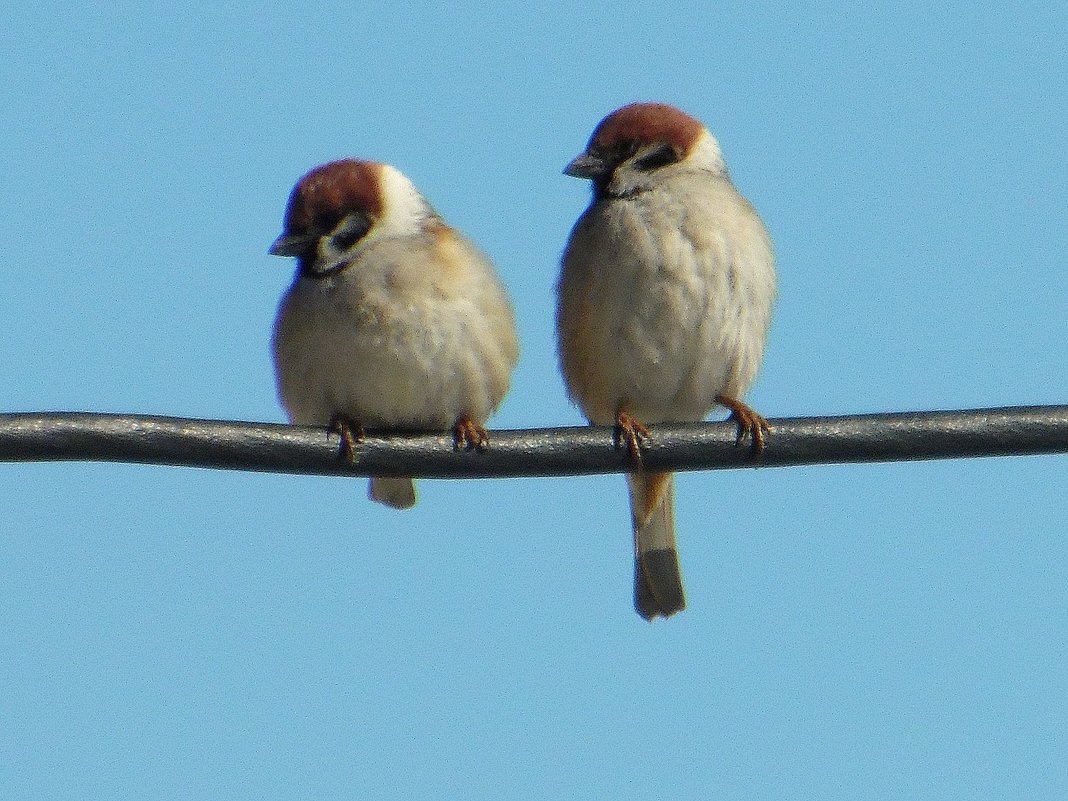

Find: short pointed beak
<box><xmin>269</xmin><ymin>233</ymin><xmax>315</xmax><ymax>257</ymax></box>
<box><xmin>563</xmin><ymin>152</ymin><xmax>610</xmax><ymax>181</ymax></box>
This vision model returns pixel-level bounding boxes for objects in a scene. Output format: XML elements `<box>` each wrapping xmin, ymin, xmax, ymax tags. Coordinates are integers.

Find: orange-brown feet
<box><xmin>715</xmin><ymin>394</ymin><xmax>771</xmax><ymax>451</ymax></box>
<box><xmin>328</xmin><ymin>414</ymin><xmax>365</xmax><ymax>463</ymax></box>
<box><xmin>453</xmin><ymin>416</ymin><xmax>489</xmax><ymax>451</ymax></box>
<box><xmin>615</xmin><ymin>408</ymin><xmax>652</xmax><ymax>465</ymax></box>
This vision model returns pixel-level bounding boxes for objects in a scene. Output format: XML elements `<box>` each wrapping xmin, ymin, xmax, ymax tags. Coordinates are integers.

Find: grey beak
<box><xmin>269</xmin><ymin>233</ymin><xmax>315</xmax><ymax>257</ymax></box>
<box><xmin>563</xmin><ymin>152</ymin><xmax>610</xmax><ymax>181</ymax></box>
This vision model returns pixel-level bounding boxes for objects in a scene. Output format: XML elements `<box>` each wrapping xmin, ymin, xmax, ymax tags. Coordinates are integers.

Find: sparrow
<box><xmin>270</xmin><ymin>159</ymin><xmax>519</xmax><ymax>509</ymax></box>
<box><xmin>557</xmin><ymin>102</ymin><xmax>776</xmax><ymax>620</ymax></box>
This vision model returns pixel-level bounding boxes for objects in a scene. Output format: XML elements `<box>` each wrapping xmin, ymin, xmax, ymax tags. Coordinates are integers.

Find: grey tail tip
<box><xmin>368</xmin><ymin>476</ymin><xmax>417</xmax><ymax>510</ymax></box>
<box><xmin>634</xmin><ymin>549</ymin><xmax>686</xmax><ymax>621</ymax></box>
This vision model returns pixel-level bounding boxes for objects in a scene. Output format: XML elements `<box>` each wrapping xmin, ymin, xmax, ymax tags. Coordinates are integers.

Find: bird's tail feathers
<box><xmin>369</xmin><ymin>477</ymin><xmax>417</xmax><ymax>510</ymax></box>
<box><xmin>627</xmin><ymin>471</ymin><xmax>686</xmax><ymax>620</ymax></box>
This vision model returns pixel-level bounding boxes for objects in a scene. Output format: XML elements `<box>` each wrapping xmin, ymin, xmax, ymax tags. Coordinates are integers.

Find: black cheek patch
<box><xmin>330</xmin><ymin>213</ymin><xmax>373</xmax><ymax>252</ymax></box>
<box><xmin>633</xmin><ymin>142</ymin><xmax>680</xmax><ymax>172</ymax></box>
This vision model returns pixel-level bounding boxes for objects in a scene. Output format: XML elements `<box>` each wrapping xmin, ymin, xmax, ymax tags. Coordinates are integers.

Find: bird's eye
<box><xmin>633</xmin><ymin>142</ymin><xmax>680</xmax><ymax>172</ymax></box>
<box><xmin>330</xmin><ymin>211</ymin><xmax>372</xmax><ymax>252</ymax></box>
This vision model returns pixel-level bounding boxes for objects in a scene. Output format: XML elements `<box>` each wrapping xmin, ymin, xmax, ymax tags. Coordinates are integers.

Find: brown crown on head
<box><xmin>588</xmin><ymin>102</ymin><xmax>705</xmax><ymax>155</ymax></box>
<box><xmin>281</xmin><ymin>159</ymin><xmax>384</xmax><ymax>238</ymax></box>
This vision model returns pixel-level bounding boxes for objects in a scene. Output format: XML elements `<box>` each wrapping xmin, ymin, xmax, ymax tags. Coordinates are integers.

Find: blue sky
<box><xmin>2</xmin><ymin>3</ymin><xmax>1066</xmax><ymax>799</ymax></box>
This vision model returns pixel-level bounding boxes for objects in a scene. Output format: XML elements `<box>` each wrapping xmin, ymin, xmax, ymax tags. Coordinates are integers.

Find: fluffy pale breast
<box><xmin>558</xmin><ymin>175</ymin><xmax>774</xmax><ymax>424</ymax></box>
<box><xmin>273</xmin><ymin>230</ymin><xmax>517</xmax><ymax>430</ymax></box>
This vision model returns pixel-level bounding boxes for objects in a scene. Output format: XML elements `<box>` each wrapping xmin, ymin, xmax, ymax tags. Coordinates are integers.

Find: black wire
<box><xmin>1</xmin><ymin>406</ymin><xmax>1066</xmax><ymax>478</ymax></box>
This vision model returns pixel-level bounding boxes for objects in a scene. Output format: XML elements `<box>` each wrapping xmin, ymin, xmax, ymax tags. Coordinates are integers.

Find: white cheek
<box><xmin>374</xmin><ymin>165</ymin><xmax>433</xmax><ymax>237</ymax></box>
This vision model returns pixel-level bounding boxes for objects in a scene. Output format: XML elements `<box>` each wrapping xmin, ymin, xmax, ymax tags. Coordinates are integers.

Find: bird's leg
<box><xmin>715</xmin><ymin>394</ymin><xmax>771</xmax><ymax>451</ymax></box>
<box><xmin>453</xmin><ymin>415</ymin><xmax>489</xmax><ymax>451</ymax></box>
<box><xmin>615</xmin><ymin>408</ymin><xmax>652</xmax><ymax>466</ymax></box>
<box><xmin>328</xmin><ymin>414</ymin><xmax>365</xmax><ymax>464</ymax></box>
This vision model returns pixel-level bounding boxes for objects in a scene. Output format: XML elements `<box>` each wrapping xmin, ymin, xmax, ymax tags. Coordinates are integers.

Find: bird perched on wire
<box><xmin>270</xmin><ymin>159</ymin><xmax>519</xmax><ymax>509</ymax></box>
<box><xmin>557</xmin><ymin>102</ymin><xmax>776</xmax><ymax>620</ymax></box>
